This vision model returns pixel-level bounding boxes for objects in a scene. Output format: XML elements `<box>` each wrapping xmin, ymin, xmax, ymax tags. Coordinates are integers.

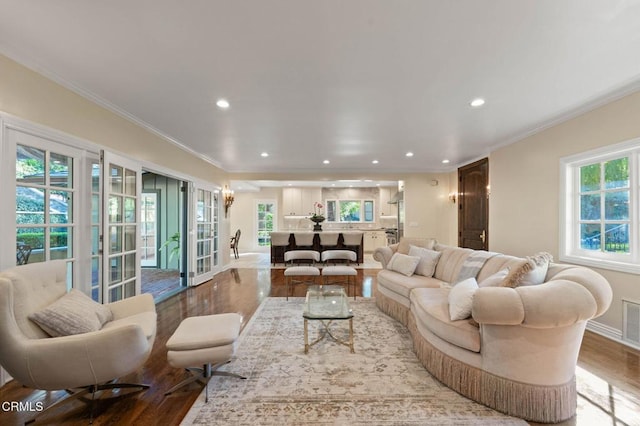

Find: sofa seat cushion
<box><xmin>377</xmin><ymin>269</ymin><xmax>443</xmax><ymax>299</ymax></box>
<box><xmin>410</xmin><ymin>288</ymin><xmax>481</xmax><ymax>352</ymax></box>
<box><xmin>102</xmin><ymin>311</ymin><xmax>157</xmax><ymax>341</ymax></box>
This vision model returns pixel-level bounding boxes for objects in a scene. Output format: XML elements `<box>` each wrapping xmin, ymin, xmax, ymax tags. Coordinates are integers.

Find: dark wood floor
<box><xmin>0</xmin><ymin>267</ymin><xmax>638</xmax><ymax>425</ymax></box>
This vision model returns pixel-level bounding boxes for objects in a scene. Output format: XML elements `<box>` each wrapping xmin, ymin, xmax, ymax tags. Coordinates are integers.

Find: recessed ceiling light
<box><xmin>405</xmin><ymin>152</ymin><xmax>414</xmax><ymax>157</ymax></box>
<box><xmin>323</xmin><ymin>160</ymin><xmax>330</xmax><ymax>164</ymax></box>
<box><xmin>260</xmin><ymin>152</ymin><xmax>269</xmax><ymax>157</ymax></box>
<box><xmin>470</xmin><ymin>98</ymin><xmax>485</xmax><ymax>107</ymax></box>
<box><xmin>442</xmin><ymin>159</ymin><xmax>450</xmax><ymax>164</ymax></box>
<box><xmin>216</xmin><ymin>99</ymin><xmax>230</xmax><ymax>109</ymax></box>
<box><xmin>372</xmin><ymin>160</ymin><xmax>379</xmax><ymax>164</ymax></box>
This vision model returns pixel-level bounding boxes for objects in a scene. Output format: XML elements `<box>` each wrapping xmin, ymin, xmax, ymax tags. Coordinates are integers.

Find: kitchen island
<box><xmin>270</xmin><ymin>231</ymin><xmax>364</xmax><ymax>264</ymax></box>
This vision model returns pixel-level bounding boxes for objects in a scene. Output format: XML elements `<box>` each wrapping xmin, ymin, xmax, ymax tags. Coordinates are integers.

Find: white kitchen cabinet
<box><xmin>363</xmin><ymin>230</ymin><xmax>387</xmax><ymax>252</ymax></box>
<box><xmin>282</xmin><ymin>187</ymin><xmax>321</xmax><ymax>216</ymax></box>
<box><xmin>379</xmin><ymin>186</ymin><xmax>397</xmax><ymax>217</ymax></box>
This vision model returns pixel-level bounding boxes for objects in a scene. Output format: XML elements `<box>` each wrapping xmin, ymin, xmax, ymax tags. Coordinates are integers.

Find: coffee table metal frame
<box><xmin>303</xmin><ymin>285</ymin><xmax>354</xmax><ymax>354</ymax></box>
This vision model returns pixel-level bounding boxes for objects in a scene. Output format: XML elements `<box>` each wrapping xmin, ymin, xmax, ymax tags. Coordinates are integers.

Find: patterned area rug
<box><xmin>181</xmin><ymin>298</ymin><xmax>527</xmax><ymax>425</ymax></box>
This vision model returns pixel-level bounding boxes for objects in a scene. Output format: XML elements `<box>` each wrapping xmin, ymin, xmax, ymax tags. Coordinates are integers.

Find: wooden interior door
<box><xmin>458</xmin><ymin>158</ymin><xmax>489</xmax><ymax>250</ymax></box>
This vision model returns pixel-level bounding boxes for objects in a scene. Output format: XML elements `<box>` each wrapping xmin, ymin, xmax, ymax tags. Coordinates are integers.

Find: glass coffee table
<box><xmin>303</xmin><ymin>285</ymin><xmax>354</xmax><ymax>354</ymax></box>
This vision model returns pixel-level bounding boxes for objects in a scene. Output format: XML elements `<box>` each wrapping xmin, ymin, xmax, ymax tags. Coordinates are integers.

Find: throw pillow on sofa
<box><xmin>408</xmin><ymin>245</ymin><xmax>441</xmax><ymax>277</ymax></box>
<box><xmin>386</xmin><ymin>253</ymin><xmax>421</xmax><ymax>277</ymax></box>
<box><xmin>448</xmin><ymin>277</ymin><xmax>479</xmax><ymax>321</ymax></box>
<box><xmin>478</xmin><ymin>268</ymin><xmax>509</xmax><ymax>287</ymax></box>
<box><xmin>29</xmin><ymin>289</ymin><xmax>113</xmax><ymax>337</ymax></box>
<box><xmin>501</xmin><ymin>252</ymin><xmax>553</xmax><ymax>288</ymax></box>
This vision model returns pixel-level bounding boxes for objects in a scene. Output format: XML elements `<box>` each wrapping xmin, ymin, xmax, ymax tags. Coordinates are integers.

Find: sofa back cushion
<box><xmin>397</xmin><ymin>237</ymin><xmax>436</xmax><ymax>255</ymax></box>
<box><xmin>432</xmin><ymin>244</ymin><xmax>474</xmax><ymax>283</ymax></box>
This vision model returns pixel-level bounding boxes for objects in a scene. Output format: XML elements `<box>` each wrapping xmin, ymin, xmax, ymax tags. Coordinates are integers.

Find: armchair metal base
<box><xmin>25</xmin><ymin>381</ymin><xmax>149</xmax><ymax>425</ymax></box>
<box><xmin>165</xmin><ymin>360</ymin><xmax>246</xmax><ymax>403</ymax></box>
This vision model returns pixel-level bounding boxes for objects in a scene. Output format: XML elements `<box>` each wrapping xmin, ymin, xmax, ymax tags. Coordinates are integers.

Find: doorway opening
<box><xmin>141</xmin><ymin>171</ymin><xmax>188</xmax><ymax>301</ymax></box>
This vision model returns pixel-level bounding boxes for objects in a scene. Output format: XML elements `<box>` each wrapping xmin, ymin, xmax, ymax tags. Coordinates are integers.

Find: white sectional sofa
<box><xmin>373</xmin><ymin>238</ymin><xmax>612</xmax><ymax>423</ymax></box>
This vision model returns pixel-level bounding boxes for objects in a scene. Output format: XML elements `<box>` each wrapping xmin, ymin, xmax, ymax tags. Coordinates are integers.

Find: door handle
<box><xmin>480</xmin><ymin>230</ymin><xmax>486</xmax><ymax>243</ymax></box>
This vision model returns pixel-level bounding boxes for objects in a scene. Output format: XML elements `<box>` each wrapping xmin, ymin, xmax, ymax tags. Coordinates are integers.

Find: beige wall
<box><xmin>489</xmin><ymin>90</ymin><xmax>640</xmax><ymax>332</ymax></box>
<box><xmin>403</xmin><ymin>173</ymin><xmax>457</xmax><ymax>245</ymax></box>
<box><xmin>0</xmin><ymin>54</ymin><xmax>226</xmax><ymax>184</ymax></box>
<box><xmin>230</xmin><ymin>188</ymin><xmax>282</xmax><ymax>252</ymax></box>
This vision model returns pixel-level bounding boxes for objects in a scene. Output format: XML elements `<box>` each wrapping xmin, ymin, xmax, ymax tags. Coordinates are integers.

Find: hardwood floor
<box><xmin>0</xmin><ymin>267</ymin><xmax>638</xmax><ymax>425</ymax></box>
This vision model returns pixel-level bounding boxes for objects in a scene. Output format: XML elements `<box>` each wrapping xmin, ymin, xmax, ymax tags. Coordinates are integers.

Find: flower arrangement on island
<box><xmin>310</xmin><ymin>202</ymin><xmax>325</xmax><ymax>223</ymax></box>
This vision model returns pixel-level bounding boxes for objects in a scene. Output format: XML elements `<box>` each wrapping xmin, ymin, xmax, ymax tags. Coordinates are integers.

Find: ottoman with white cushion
<box><xmin>322</xmin><ymin>265</ymin><xmax>357</xmax><ymax>300</ymax></box>
<box><xmin>165</xmin><ymin>313</ymin><xmax>245</xmax><ymax>402</ymax></box>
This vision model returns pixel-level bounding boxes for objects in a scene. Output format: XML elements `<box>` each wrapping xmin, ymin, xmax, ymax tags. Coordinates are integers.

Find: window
<box><xmin>561</xmin><ymin>139</ymin><xmax>640</xmax><ymax>273</ymax></box>
<box><xmin>257</xmin><ymin>201</ymin><xmax>275</xmax><ymax>246</ymax></box>
<box><xmin>325</xmin><ymin>199</ymin><xmax>375</xmax><ymax>223</ymax></box>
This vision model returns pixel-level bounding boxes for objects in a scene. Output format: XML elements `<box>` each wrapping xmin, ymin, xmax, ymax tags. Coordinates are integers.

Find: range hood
<box><xmin>388</xmin><ymin>191</ymin><xmax>404</xmax><ymax>204</ymax></box>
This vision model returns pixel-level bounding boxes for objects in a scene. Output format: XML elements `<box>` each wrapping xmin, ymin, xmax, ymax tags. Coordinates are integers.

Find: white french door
<box><xmin>141</xmin><ymin>192</ymin><xmax>158</xmax><ymax>267</ymax></box>
<box><xmin>191</xmin><ymin>184</ymin><xmax>220</xmax><ymax>285</ymax></box>
<box><xmin>102</xmin><ymin>151</ymin><xmax>141</xmax><ymax>302</ymax></box>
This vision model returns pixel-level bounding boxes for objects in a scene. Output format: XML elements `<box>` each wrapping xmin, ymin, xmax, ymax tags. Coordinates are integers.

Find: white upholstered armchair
<box><xmin>0</xmin><ymin>260</ymin><xmax>157</xmax><ymax>423</ymax></box>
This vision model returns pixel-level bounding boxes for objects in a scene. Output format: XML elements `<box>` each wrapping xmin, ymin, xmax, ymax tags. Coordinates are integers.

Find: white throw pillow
<box><xmin>29</xmin><ymin>289</ymin><xmax>113</xmax><ymax>337</ymax></box>
<box><xmin>408</xmin><ymin>245</ymin><xmax>442</xmax><ymax>277</ymax></box>
<box><xmin>448</xmin><ymin>278</ymin><xmax>479</xmax><ymax>321</ymax></box>
<box><xmin>478</xmin><ymin>268</ymin><xmax>509</xmax><ymax>288</ymax></box>
<box><xmin>386</xmin><ymin>253</ymin><xmax>421</xmax><ymax>277</ymax></box>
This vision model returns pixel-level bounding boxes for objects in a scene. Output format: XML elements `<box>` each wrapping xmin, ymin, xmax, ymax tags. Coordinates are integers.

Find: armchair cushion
<box><xmin>29</xmin><ymin>289</ymin><xmax>113</xmax><ymax>337</ymax></box>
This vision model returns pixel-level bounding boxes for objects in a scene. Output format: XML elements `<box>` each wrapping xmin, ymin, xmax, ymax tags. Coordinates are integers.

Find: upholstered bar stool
<box><xmin>319</xmin><ymin>232</ymin><xmax>340</xmax><ymax>251</ymax></box>
<box><xmin>341</xmin><ymin>231</ymin><xmax>364</xmax><ymax>265</ymax></box>
<box><xmin>321</xmin><ymin>250</ymin><xmax>358</xmax><ymax>299</ymax></box>
<box><xmin>284</xmin><ymin>250</ymin><xmax>320</xmax><ymax>300</ymax></box>
<box><xmin>166</xmin><ymin>313</ymin><xmax>246</xmax><ymax>403</ymax></box>
<box><xmin>270</xmin><ymin>232</ymin><xmax>291</xmax><ymax>265</ymax></box>
<box><xmin>292</xmin><ymin>232</ymin><xmax>315</xmax><ymax>249</ymax></box>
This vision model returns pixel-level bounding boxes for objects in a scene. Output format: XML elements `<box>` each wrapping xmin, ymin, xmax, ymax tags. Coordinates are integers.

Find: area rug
<box><xmin>181</xmin><ymin>297</ymin><xmax>527</xmax><ymax>425</ymax></box>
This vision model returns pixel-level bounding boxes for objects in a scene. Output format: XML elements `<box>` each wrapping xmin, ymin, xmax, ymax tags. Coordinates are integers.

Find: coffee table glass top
<box><xmin>303</xmin><ymin>285</ymin><xmax>353</xmax><ymax>320</ymax></box>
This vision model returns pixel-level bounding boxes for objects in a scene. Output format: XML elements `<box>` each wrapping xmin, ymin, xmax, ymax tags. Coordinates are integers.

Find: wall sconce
<box><xmin>448</xmin><ymin>192</ymin><xmax>457</xmax><ymax>204</ymax></box>
<box><xmin>223</xmin><ymin>185</ymin><xmax>235</xmax><ymax>218</ymax></box>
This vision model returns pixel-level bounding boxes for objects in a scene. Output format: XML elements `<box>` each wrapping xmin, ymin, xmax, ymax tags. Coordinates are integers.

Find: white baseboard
<box><xmin>587</xmin><ymin>319</ymin><xmax>640</xmax><ymax>351</ymax></box>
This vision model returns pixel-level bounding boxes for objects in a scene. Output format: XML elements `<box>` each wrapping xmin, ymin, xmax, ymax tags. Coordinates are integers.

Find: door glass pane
<box><xmin>124</xmin><ymin>225</ymin><xmax>136</xmax><ymax>251</ymax></box>
<box><xmin>110</xmin><ymin>165</ymin><xmax>123</xmax><ymax>193</ymax></box>
<box><xmin>110</xmin><ymin>225</ymin><xmax>122</xmax><ymax>253</ymax></box>
<box><xmin>50</xmin><ymin>151</ymin><xmax>73</xmax><ymax>188</ymax></box>
<box><xmin>125</xmin><ymin>169</ymin><xmax>136</xmax><ymax>195</ymax></box>
<box><xmin>50</xmin><ymin>227</ymin><xmax>71</xmax><ymax>259</ymax></box>
<box><xmin>16</xmin><ymin>145</ymin><xmax>45</xmax><ymax>185</ymax></box>
<box><xmin>109</xmin><ymin>195</ymin><xmax>122</xmax><ymax>222</ymax></box>
<box><xmin>124</xmin><ymin>197</ymin><xmax>136</xmax><ymax>223</ymax></box>
<box><xmin>17</xmin><ymin>186</ymin><xmax>45</xmax><ymax>224</ymax></box>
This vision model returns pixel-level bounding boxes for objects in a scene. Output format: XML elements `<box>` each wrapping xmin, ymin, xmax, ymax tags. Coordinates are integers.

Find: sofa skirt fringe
<box><xmin>407</xmin><ymin>315</ymin><xmax>576</xmax><ymax>423</ymax></box>
<box><xmin>374</xmin><ymin>289</ymin><xmax>410</xmax><ymax>326</ymax></box>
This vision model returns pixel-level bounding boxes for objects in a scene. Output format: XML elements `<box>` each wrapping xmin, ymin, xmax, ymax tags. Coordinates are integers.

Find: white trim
<box><xmin>559</xmin><ymin>136</ymin><xmax>640</xmax><ymax>274</ymax></box>
<box><xmin>586</xmin><ymin>320</ymin><xmax>640</xmax><ymax>351</ymax></box>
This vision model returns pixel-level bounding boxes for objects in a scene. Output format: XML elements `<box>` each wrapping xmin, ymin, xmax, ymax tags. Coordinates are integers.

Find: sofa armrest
<box><xmin>373</xmin><ymin>245</ymin><xmax>397</xmax><ymax>268</ymax></box>
<box><xmin>473</xmin><ymin>279</ymin><xmax>601</xmax><ymax>328</ymax></box>
<box><xmin>108</xmin><ymin>293</ymin><xmax>155</xmax><ymax>320</ymax></box>
<box><xmin>472</xmin><ymin>287</ymin><xmax>525</xmax><ymax>325</ymax></box>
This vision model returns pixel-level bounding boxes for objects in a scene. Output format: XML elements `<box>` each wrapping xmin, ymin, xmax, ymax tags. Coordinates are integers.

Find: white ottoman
<box><xmin>165</xmin><ymin>313</ymin><xmax>245</xmax><ymax>402</ymax></box>
<box><xmin>284</xmin><ymin>266</ymin><xmax>320</xmax><ymax>300</ymax></box>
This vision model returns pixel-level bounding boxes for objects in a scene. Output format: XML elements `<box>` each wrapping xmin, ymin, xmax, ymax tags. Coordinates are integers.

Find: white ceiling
<box><xmin>1</xmin><ymin>1</ymin><xmax>640</xmax><ymax>178</ymax></box>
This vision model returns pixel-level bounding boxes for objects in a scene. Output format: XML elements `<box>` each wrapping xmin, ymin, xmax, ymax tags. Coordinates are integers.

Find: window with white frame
<box><xmin>325</xmin><ymin>199</ymin><xmax>375</xmax><ymax>223</ymax></box>
<box><xmin>560</xmin><ymin>139</ymin><xmax>639</xmax><ymax>273</ymax></box>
